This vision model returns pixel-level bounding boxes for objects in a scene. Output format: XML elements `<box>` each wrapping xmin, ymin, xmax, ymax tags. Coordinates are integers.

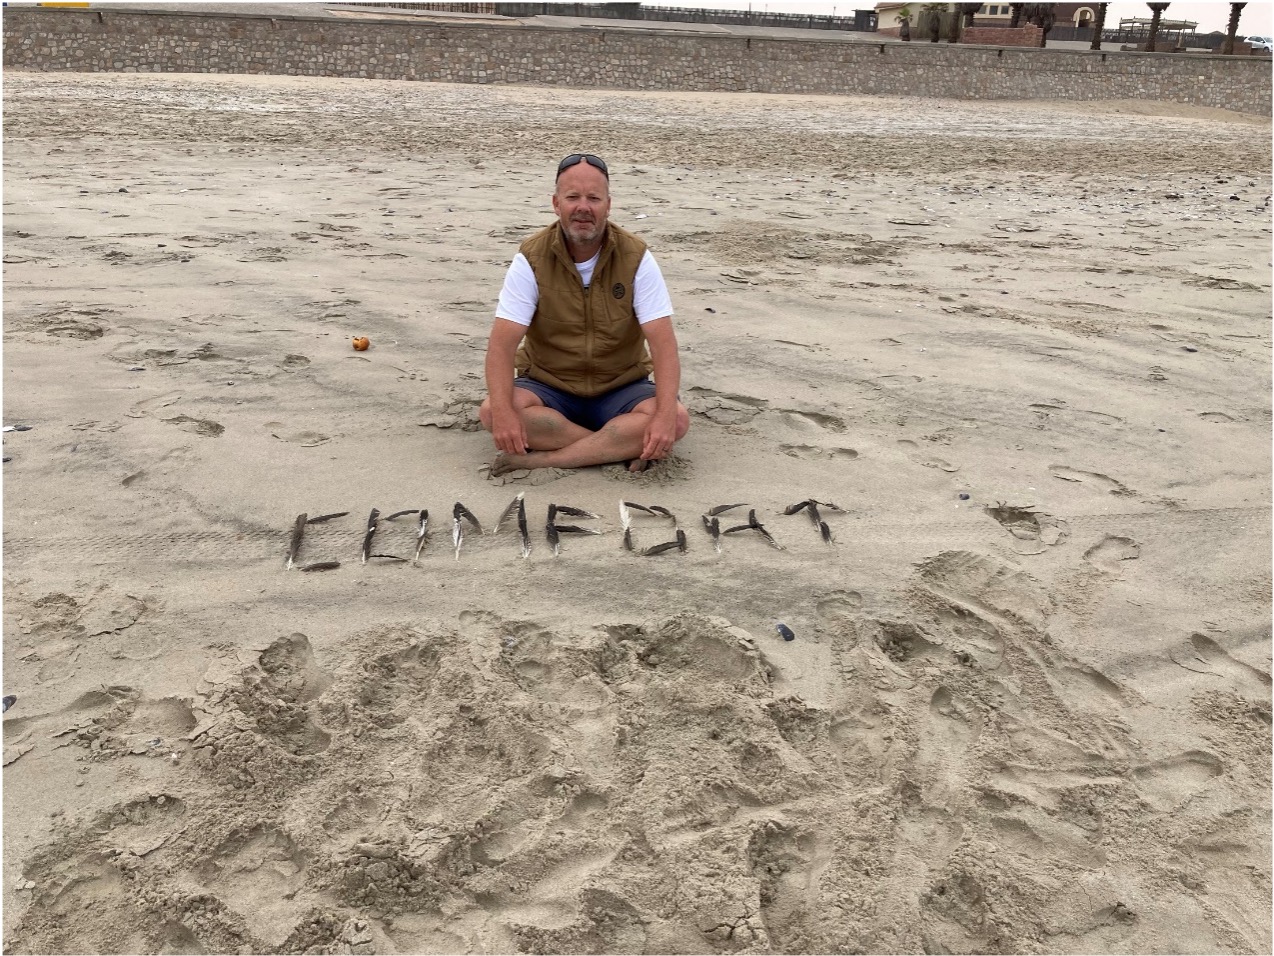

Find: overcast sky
<box><xmin>642</xmin><ymin>1</ymin><xmax>1274</xmax><ymax>35</ymax></box>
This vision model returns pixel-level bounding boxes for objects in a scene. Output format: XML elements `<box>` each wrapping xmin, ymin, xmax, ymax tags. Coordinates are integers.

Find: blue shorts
<box><xmin>515</xmin><ymin>376</ymin><xmax>657</xmax><ymax>432</ymax></box>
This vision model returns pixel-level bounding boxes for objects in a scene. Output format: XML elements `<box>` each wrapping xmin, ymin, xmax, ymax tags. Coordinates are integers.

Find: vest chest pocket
<box><xmin>589</xmin><ymin>283</ymin><xmax>635</xmax><ymax>352</ymax></box>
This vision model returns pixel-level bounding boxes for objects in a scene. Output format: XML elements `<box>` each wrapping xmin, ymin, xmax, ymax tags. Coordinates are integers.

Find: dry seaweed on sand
<box><xmin>819</xmin><ymin>520</ymin><xmax>834</xmax><ymax>544</ymax></box>
<box><xmin>709</xmin><ymin>503</ymin><xmax>747</xmax><ymax>516</ymax></box>
<box><xmin>361</xmin><ymin>508</ymin><xmax>380</xmax><ymax>565</ymax></box>
<box><xmin>384</xmin><ymin>508</ymin><xmax>419</xmax><ymax>521</ymax></box>
<box><xmin>286</xmin><ymin>512</ymin><xmax>307</xmax><ymax>569</ymax></box>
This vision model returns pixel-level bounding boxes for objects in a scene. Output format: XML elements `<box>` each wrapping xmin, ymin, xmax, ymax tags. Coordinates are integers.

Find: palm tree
<box><xmin>1222</xmin><ymin>2</ymin><xmax>1245</xmax><ymax>55</ymax></box>
<box><xmin>898</xmin><ymin>3</ymin><xmax>912</xmax><ymax>40</ymax></box>
<box><xmin>1145</xmin><ymin>2</ymin><xmax>1170</xmax><ymax>52</ymax></box>
<box><xmin>1089</xmin><ymin>2</ymin><xmax>1108</xmax><ymax>50</ymax></box>
<box><xmin>957</xmin><ymin>2</ymin><xmax>981</xmax><ymax>31</ymax></box>
<box><xmin>922</xmin><ymin>2</ymin><xmax>945</xmax><ymax>42</ymax></box>
<box><xmin>1008</xmin><ymin>3</ymin><xmax>1024</xmax><ymax>27</ymax></box>
<box><xmin>1022</xmin><ymin>3</ymin><xmax>1057</xmax><ymax>47</ymax></box>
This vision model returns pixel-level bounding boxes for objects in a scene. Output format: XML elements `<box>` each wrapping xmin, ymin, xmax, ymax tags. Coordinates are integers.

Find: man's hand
<box><xmin>490</xmin><ymin>402</ymin><xmax>528</xmax><ymax>456</ymax></box>
<box><xmin>638</xmin><ymin>316</ymin><xmax>684</xmax><ymax>462</ymax></box>
<box><xmin>639</xmin><ymin>408</ymin><xmax>679</xmax><ymax>461</ymax></box>
<box><xmin>484</xmin><ymin>318</ymin><xmax>531</xmax><ymax>455</ymax></box>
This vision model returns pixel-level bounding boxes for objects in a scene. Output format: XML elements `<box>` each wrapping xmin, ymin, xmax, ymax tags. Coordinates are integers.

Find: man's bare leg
<box><xmin>490</xmin><ymin>409</ymin><xmax>653</xmax><ymax>475</ymax></box>
<box><xmin>479</xmin><ymin>392</ymin><xmax>591</xmax><ymax>452</ymax></box>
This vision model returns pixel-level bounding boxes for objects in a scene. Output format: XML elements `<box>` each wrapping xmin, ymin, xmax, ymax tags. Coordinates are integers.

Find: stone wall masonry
<box><xmin>3</xmin><ymin>8</ymin><xmax>1270</xmax><ymax>116</ymax></box>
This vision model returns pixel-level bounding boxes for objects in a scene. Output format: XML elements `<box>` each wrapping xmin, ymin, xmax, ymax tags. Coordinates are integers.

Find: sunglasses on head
<box><xmin>557</xmin><ymin>153</ymin><xmax>609</xmax><ymax>179</ymax></box>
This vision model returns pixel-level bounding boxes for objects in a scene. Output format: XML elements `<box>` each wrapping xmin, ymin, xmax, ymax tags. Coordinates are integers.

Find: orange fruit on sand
<box><xmin>352</xmin><ymin>336</ymin><xmax>370</xmax><ymax>351</ymax></box>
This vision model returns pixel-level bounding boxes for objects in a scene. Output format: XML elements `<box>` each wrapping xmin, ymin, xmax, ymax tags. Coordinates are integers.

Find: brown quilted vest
<box><xmin>514</xmin><ymin>221</ymin><xmax>652</xmax><ymax>397</ymax></box>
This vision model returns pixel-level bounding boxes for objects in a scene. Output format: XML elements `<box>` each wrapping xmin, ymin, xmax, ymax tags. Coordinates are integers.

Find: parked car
<box><xmin>1247</xmin><ymin>36</ymin><xmax>1273</xmax><ymax>52</ymax></box>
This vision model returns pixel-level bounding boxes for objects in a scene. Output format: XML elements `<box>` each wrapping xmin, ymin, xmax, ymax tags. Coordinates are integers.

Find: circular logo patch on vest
<box><xmin>612</xmin><ymin>282</ymin><xmax>626</xmax><ymax>299</ymax></box>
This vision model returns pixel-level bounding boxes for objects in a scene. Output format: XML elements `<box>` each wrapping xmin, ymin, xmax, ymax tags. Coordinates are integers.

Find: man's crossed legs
<box><xmin>479</xmin><ymin>376</ymin><xmax>690</xmax><ymax>475</ymax></box>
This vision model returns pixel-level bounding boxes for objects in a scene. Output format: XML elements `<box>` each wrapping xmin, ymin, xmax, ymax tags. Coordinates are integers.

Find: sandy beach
<box><xmin>2</xmin><ymin>71</ymin><xmax>1271</xmax><ymax>954</ymax></box>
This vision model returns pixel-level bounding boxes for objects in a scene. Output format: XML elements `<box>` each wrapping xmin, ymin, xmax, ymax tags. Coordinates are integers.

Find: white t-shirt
<box><xmin>496</xmin><ymin>249</ymin><xmax>674</xmax><ymax>327</ymax></box>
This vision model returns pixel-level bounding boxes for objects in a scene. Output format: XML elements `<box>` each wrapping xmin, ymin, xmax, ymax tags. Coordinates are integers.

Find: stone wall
<box><xmin>3</xmin><ymin>8</ymin><xmax>1270</xmax><ymax>116</ymax></box>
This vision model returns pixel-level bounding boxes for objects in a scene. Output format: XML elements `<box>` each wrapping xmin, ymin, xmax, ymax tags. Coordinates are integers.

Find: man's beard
<box><xmin>565</xmin><ymin>218</ymin><xmax>604</xmax><ymax>245</ymax></box>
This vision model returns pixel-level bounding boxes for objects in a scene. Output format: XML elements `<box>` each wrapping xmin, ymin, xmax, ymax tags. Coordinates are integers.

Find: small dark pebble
<box><xmin>2</xmin><ymin>457</ymin><xmax>10</xmax><ymax>463</ymax></box>
<box><xmin>705</xmin><ymin>307</ymin><xmax>716</xmax><ymax>313</ymax></box>
<box><xmin>776</xmin><ymin>622</ymin><xmax>795</xmax><ymax>642</ymax></box>
<box><xmin>119</xmin><ymin>187</ymin><xmax>128</xmax><ymax>193</ymax></box>
<box><xmin>157</xmin><ymin>243</ymin><xmax>166</xmax><ymax>248</ymax></box>
<box><xmin>127</xmin><ymin>366</ymin><xmax>146</xmax><ymax>372</ymax></box>
<box><xmin>1183</xmin><ymin>346</ymin><xmax>1198</xmax><ymax>353</ymax></box>
<box><xmin>958</xmin><ymin>492</ymin><xmax>971</xmax><ymax>500</ymax></box>
<box><xmin>2</xmin><ymin>695</ymin><xmax>15</xmax><ymax>713</ymax></box>
<box><xmin>9</xmin><ymin>425</ymin><xmax>32</xmax><ymax>432</ymax></box>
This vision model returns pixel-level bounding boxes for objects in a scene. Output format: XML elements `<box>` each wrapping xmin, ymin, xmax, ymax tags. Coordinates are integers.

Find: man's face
<box><xmin>553</xmin><ymin>162</ymin><xmax>611</xmax><ymax>248</ymax></box>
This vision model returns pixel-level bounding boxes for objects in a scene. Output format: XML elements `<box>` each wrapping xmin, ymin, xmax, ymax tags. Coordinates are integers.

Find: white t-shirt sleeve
<box><xmin>495</xmin><ymin>248</ymin><xmax>673</xmax><ymax>326</ymax></box>
<box><xmin>634</xmin><ymin>250</ymin><xmax>674</xmax><ymax>324</ymax></box>
<box><xmin>494</xmin><ymin>252</ymin><xmax>538</xmax><ymax>327</ymax></box>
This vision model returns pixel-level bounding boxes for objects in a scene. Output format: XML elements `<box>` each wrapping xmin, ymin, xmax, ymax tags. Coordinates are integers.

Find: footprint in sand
<box><xmin>899</xmin><ymin>440</ymin><xmax>959</xmax><ymax>472</ymax></box>
<box><xmin>1082</xmin><ymin>535</ymin><xmax>1139</xmax><ymax>573</ymax></box>
<box><xmin>775</xmin><ymin>408</ymin><xmax>846</xmax><ymax>432</ymax></box>
<box><xmin>816</xmin><ymin>590</ymin><xmax>862</xmax><ymax>621</ymax></box>
<box><xmin>126</xmin><ymin>391</ymin><xmax>182</xmax><ymax>419</ymax></box>
<box><xmin>1199</xmin><ymin>411</ymin><xmax>1236</xmax><ymax>423</ymax></box>
<box><xmin>1049</xmin><ymin>465</ymin><xmax>1130</xmax><ymax>495</ymax></box>
<box><xmin>1168</xmin><ymin>633</ymin><xmax>1272</xmax><ymax>696</ymax></box>
<box><xmin>197</xmin><ymin>826</ymin><xmax>311</xmax><ymax>948</ymax></box>
<box><xmin>780</xmin><ymin>444</ymin><xmax>858</xmax><ymax>461</ymax></box>
<box><xmin>985</xmin><ymin>503</ymin><xmax>1069</xmax><ymax>554</ymax></box>
<box><xmin>265</xmin><ymin>423</ymin><xmax>331</xmax><ymax>447</ymax></box>
<box><xmin>483</xmin><ymin>465</ymin><xmax>573</xmax><ymax>487</ymax></box>
<box><xmin>1130</xmin><ymin>750</ymin><xmax>1224</xmax><ymax>812</ymax></box>
<box><xmin>162</xmin><ymin>414</ymin><xmax>224</xmax><ymax>438</ymax></box>
<box><xmin>685</xmin><ymin>386</ymin><xmax>766</xmax><ymax>426</ymax></box>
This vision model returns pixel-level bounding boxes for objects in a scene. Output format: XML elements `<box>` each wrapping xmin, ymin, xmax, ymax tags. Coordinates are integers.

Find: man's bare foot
<box><xmin>489</xmin><ymin>452</ymin><xmax>533</xmax><ymax>477</ymax></box>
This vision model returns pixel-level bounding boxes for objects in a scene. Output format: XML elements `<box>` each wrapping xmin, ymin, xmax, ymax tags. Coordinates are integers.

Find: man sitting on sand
<box><xmin>480</xmin><ymin>153</ymin><xmax>690</xmax><ymax>475</ymax></box>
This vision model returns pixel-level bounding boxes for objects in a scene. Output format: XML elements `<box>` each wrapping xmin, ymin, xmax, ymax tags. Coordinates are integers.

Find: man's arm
<box><xmin>638</xmin><ymin>316</ymin><xmax>681</xmax><ymax>461</ymax></box>
<box><xmin>484</xmin><ymin>317</ymin><xmax>530</xmax><ymax>455</ymax></box>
